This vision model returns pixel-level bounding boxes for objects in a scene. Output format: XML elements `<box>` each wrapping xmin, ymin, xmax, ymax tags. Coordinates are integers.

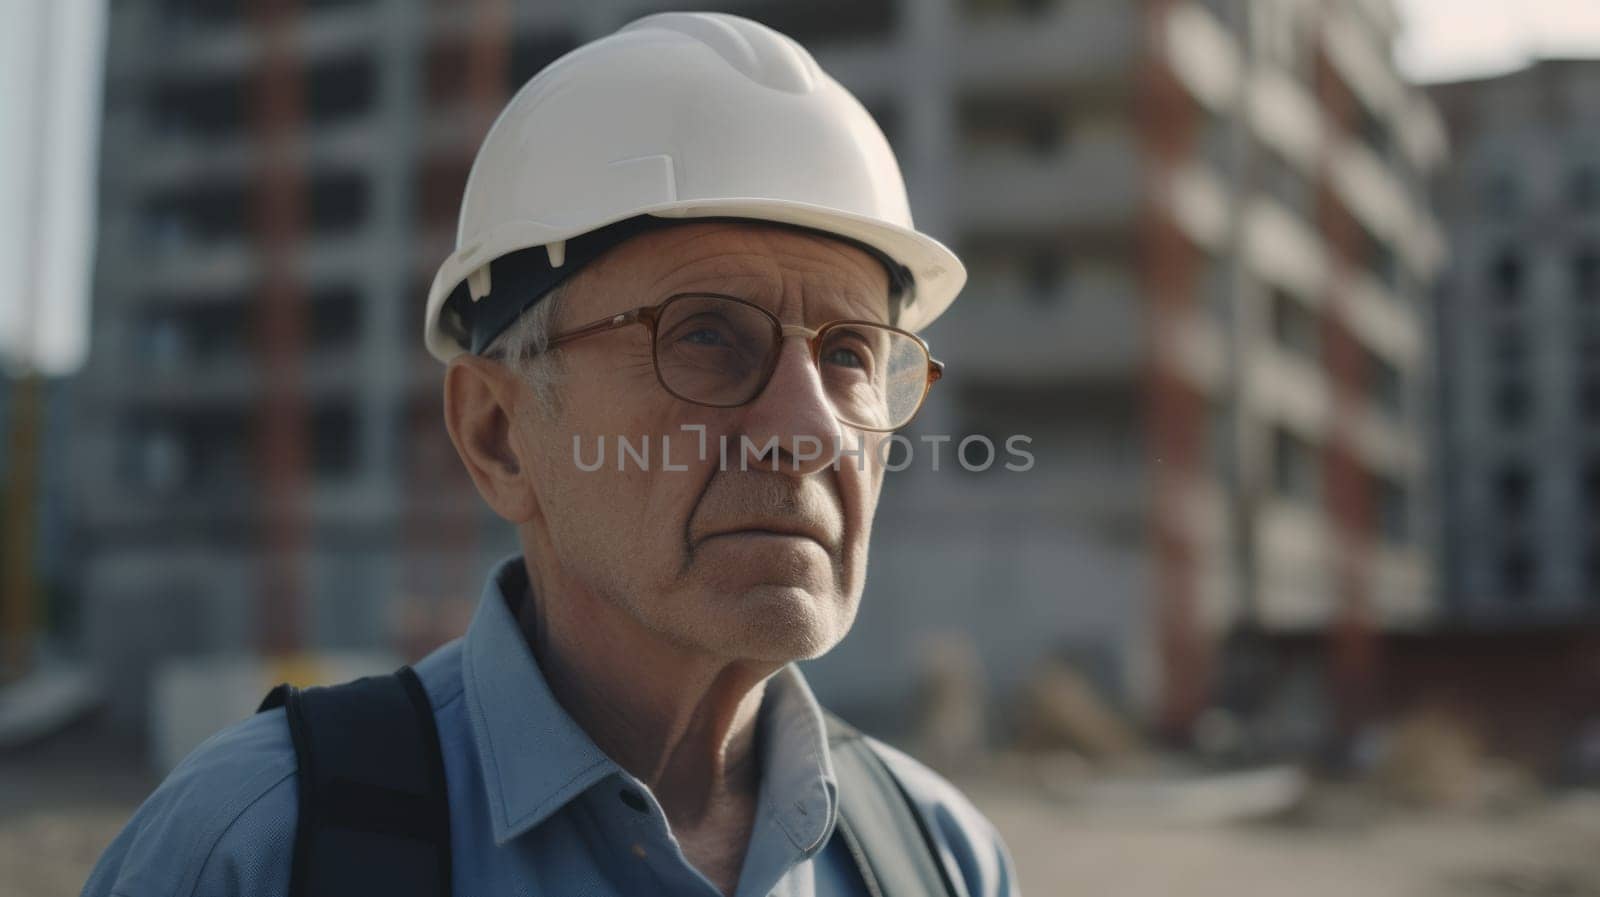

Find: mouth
<box><xmin>698</xmin><ymin>525</ymin><xmax>834</xmax><ymax>550</ymax></box>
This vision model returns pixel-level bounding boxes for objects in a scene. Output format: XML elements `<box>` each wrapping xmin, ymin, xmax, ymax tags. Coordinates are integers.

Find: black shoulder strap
<box><xmin>255</xmin><ymin>672</ymin><xmax>945</xmax><ymax>897</ymax></box>
<box><xmin>824</xmin><ymin>711</ymin><xmax>961</xmax><ymax>897</ymax></box>
<box><xmin>257</xmin><ymin>666</ymin><xmax>452</xmax><ymax>897</ymax></box>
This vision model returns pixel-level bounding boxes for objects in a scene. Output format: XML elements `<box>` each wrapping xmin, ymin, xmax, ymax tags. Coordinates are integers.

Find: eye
<box><xmin>668</xmin><ymin>313</ymin><xmax>740</xmax><ymax>349</ymax></box>
<box><xmin>823</xmin><ymin>346</ymin><xmax>867</xmax><ymax>369</ymax></box>
<box><xmin>821</xmin><ymin>328</ymin><xmax>879</xmax><ymax>374</ymax></box>
<box><xmin>681</xmin><ymin>326</ymin><xmax>731</xmax><ymax>347</ymax></box>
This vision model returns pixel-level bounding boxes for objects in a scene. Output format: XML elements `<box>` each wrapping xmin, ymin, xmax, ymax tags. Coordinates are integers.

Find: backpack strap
<box><xmin>253</xmin><ymin>671</ymin><xmax>944</xmax><ymax>897</ymax></box>
<box><xmin>824</xmin><ymin>711</ymin><xmax>961</xmax><ymax>897</ymax></box>
<box><xmin>257</xmin><ymin>666</ymin><xmax>452</xmax><ymax>897</ymax></box>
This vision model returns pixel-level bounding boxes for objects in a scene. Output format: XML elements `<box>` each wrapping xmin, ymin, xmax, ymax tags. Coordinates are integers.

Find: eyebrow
<box><xmin>660</xmin><ymin>271</ymin><xmax>892</xmax><ymax>321</ymax></box>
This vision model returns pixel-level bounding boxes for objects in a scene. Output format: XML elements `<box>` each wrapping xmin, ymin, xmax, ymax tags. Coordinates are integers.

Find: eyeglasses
<box><xmin>526</xmin><ymin>292</ymin><xmax>943</xmax><ymax>432</ymax></box>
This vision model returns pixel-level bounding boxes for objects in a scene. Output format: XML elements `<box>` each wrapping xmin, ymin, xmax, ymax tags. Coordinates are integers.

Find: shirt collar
<box><xmin>461</xmin><ymin>554</ymin><xmax>840</xmax><ymax>852</ymax></box>
<box><xmin>461</xmin><ymin>555</ymin><xmax>617</xmax><ymax>844</ymax></box>
<box><xmin>754</xmin><ymin>662</ymin><xmax>841</xmax><ymax>855</ymax></box>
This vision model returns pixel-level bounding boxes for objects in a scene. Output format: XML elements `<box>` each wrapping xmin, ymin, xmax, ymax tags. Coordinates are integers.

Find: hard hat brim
<box><xmin>424</xmin><ymin>197</ymin><xmax>965</xmax><ymax>363</ymax></box>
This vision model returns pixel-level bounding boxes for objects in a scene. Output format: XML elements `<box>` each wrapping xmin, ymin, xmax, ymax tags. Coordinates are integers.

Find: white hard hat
<box><xmin>423</xmin><ymin>11</ymin><xmax>966</xmax><ymax>362</ymax></box>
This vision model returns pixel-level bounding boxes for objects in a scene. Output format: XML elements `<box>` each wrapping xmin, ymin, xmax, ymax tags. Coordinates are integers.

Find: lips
<box><xmin>699</xmin><ymin>522</ymin><xmax>835</xmax><ymax>548</ymax></box>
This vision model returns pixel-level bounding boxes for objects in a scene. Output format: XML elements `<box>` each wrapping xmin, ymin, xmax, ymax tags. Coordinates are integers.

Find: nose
<box><xmin>737</xmin><ymin>336</ymin><xmax>841</xmax><ymax>477</ymax></box>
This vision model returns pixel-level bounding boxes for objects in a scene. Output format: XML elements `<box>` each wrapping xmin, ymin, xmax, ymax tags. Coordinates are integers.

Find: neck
<box><xmin>512</xmin><ymin>557</ymin><xmax>775</xmax><ymax>826</ymax></box>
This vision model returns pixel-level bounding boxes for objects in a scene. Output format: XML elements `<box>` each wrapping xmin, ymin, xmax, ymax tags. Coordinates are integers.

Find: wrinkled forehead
<box><xmin>577</xmin><ymin>222</ymin><xmax>899</xmax><ymax>323</ymax></box>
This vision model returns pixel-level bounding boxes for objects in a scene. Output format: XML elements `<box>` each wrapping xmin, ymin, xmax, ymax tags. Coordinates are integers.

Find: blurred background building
<box><xmin>68</xmin><ymin>0</ymin><xmax>1449</xmax><ymax>755</ymax></box>
<box><xmin>1410</xmin><ymin>58</ymin><xmax>1600</xmax><ymax>773</ymax></box>
<box><xmin>824</xmin><ymin>0</ymin><xmax>1448</xmax><ymax>753</ymax></box>
<box><xmin>1430</xmin><ymin>58</ymin><xmax>1600</xmax><ymax>617</ymax></box>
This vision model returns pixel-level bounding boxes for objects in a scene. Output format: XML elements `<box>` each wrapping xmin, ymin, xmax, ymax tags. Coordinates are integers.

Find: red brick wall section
<box><xmin>1138</xmin><ymin>0</ymin><xmax>1213</xmax><ymax>737</ymax></box>
<box><xmin>1379</xmin><ymin>627</ymin><xmax>1600</xmax><ymax>776</ymax></box>
<box><xmin>251</xmin><ymin>0</ymin><xmax>309</xmax><ymax>657</ymax></box>
<box><xmin>1314</xmin><ymin>42</ymin><xmax>1381</xmax><ymax>739</ymax></box>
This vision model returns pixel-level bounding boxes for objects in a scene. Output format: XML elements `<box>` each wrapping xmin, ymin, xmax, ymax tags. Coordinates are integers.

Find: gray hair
<box><xmin>480</xmin><ymin>282</ymin><xmax>570</xmax><ymax>413</ymax></box>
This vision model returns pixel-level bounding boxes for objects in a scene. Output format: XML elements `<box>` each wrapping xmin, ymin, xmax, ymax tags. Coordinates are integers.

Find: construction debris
<box><xmin>1014</xmin><ymin>657</ymin><xmax>1144</xmax><ymax>767</ymax></box>
<box><xmin>909</xmin><ymin>633</ymin><xmax>988</xmax><ymax>774</ymax></box>
<box><xmin>1373</xmin><ymin>709</ymin><xmax>1539</xmax><ymax>812</ymax></box>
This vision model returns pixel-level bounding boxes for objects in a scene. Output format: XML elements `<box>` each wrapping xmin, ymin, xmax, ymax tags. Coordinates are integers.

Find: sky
<box><xmin>0</xmin><ymin>0</ymin><xmax>1598</xmax><ymax>375</ymax></box>
<box><xmin>0</xmin><ymin>0</ymin><xmax>104</xmax><ymax>376</ymax></box>
<box><xmin>1394</xmin><ymin>0</ymin><xmax>1600</xmax><ymax>83</ymax></box>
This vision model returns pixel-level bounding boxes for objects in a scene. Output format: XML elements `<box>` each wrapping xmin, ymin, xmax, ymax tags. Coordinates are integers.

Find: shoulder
<box><xmin>862</xmin><ymin>735</ymin><xmax>1021</xmax><ymax>897</ymax></box>
<box><xmin>83</xmin><ymin>642</ymin><xmax>468</xmax><ymax>897</ymax></box>
<box><xmin>81</xmin><ymin>708</ymin><xmax>299</xmax><ymax>897</ymax></box>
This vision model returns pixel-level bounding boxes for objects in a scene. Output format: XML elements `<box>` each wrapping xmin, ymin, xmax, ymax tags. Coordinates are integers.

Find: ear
<box><xmin>443</xmin><ymin>354</ymin><xmax>542</xmax><ymax>524</ymax></box>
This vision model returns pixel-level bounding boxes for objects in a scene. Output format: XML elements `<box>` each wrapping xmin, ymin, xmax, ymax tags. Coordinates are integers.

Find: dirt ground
<box><xmin>6</xmin><ymin>720</ymin><xmax>1600</xmax><ymax>897</ymax></box>
<box><xmin>961</xmin><ymin>778</ymin><xmax>1600</xmax><ymax>897</ymax></box>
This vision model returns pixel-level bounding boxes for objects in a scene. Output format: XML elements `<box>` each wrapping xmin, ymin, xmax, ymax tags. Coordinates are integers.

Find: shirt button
<box><xmin>619</xmin><ymin>788</ymin><xmax>649</xmax><ymax>813</ymax></box>
<box><xmin>631</xmin><ymin>842</ymin><xmax>647</xmax><ymax>859</ymax></box>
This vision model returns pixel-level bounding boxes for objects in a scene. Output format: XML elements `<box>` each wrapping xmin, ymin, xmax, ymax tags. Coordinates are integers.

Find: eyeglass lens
<box><xmin>652</xmin><ymin>294</ymin><xmax>929</xmax><ymax>430</ymax></box>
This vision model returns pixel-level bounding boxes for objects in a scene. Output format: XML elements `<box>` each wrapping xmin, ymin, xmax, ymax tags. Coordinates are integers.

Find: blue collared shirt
<box><xmin>83</xmin><ymin>555</ymin><xmax>1019</xmax><ymax>897</ymax></box>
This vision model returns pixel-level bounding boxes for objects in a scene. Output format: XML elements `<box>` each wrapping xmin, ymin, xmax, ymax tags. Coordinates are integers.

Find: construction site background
<box><xmin>4</xmin><ymin>1</ymin><xmax>1600</xmax><ymax>895</ymax></box>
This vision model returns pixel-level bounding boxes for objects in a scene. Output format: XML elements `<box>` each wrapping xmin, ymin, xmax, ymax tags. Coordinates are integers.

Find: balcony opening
<box><xmin>161</xmin><ymin>0</ymin><xmax>240</xmax><ymax>30</ymax></box>
<box><xmin>1375</xmin><ymin>474</ymin><xmax>1409</xmax><ymax>545</ymax></box>
<box><xmin>1579</xmin><ymin>375</ymin><xmax>1600</xmax><ymax>425</ymax></box>
<box><xmin>1574</xmin><ymin>247</ymin><xmax>1599</xmax><ymax>303</ymax></box>
<box><xmin>1270</xmin><ymin>426</ymin><xmax>1320</xmax><ymax>508</ymax></box>
<box><xmin>1493</xmin><ymin>464</ymin><xmax>1532</xmax><ymax>517</ymax></box>
<box><xmin>122</xmin><ymin>410</ymin><xmax>252</xmax><ymax>495</ymax></box>
<box><xmin>1269</xmin><ymin>287</ymin><xmax>1319</xmax><ymax>361</ymax></box>
<box><xmin>150</xmin><ymin>77</ymin><xmax>247</xmax><ymax>142</ymax></box>
<box><xmin>310</xmin><ymin>286</ymin><xmax>363</xmax><ymax>352</ymax></box>
<box><xmin>306</xmin><ymin>54</ymin><xmax>377</xmax><ymax>126</ymax></box>
<box><xmin>1499</xmin><ymin>545</ymin><xmax>1535</xmax><ymax>602</ymax></box>
<box><xmin>1581</xmin><ymin>458</ymin><xmax>1600</xmax><ymax>511</ymax></box>
<box><xmin>135</xmin><ymin>301</ymin><xmax>252</xmax><ymax>370</ymax></box>
<box><xmin>1367</xmin><ymin>350</ymin><xmax>1403</xmax><ymax>419</ymax></box>
<box><xmin>1256</xmin><ymin>145</ymin><xmax>1311</xmax><ymax>220</ymax></box>
<box><xmin>1490</xmin><ymin>250</ymin><xmax>1523</xmax><ymax>302</ymax></box>
<box><xmin>308</xmin><ymin>172</ymin><xmax>369</xmax><ymax>234</ymax></box>
<box><xmin>1570</xmin><ymin>164</ymin><xmax>1598</xmax><ymax>213</ymax></box>
<box><xmin>958</xmin><ymin>237</ymin><xmax>1075</xmax><ymax>305</ymax></box>
<box><xmin>1493</xmin><ymin>379</ymin><xmax>1531</xmax><ymax>428</ymax></box>
<box><xmin>312</xmin><ymin>402</ymin><xmax>359</xmax><ymax>480</ymax></box>
<box><xmin>960</xmin><ymin>98</ymin><xmax>1071</xmax><ymax>158</ymax></box>
<box><xmin>142</xmin><ymin>179</ymin><xmax>251</xmax><ymax>250</ymax></box>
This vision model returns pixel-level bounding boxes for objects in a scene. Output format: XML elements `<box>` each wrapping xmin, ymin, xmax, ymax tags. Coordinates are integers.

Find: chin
<box><xmin>643</xmin><ymin>539</ymin><xmax>864</xmax><ymax>662</ymax></box>
<box><xmin>698</xmin><ymin>582</ymin><xmax>856</xmax><ymax>664</ymax></box>
<box><xmin>742</xmin><ymin>582</ymin><xmax>857</xmax><ymax>658</ymax></box>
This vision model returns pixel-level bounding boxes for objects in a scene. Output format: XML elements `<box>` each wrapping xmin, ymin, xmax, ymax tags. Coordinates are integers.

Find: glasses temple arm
<box><xmin>546</xmin><ymin>309</ymin><xmax>648</xmax><ymax>349</ymax></box>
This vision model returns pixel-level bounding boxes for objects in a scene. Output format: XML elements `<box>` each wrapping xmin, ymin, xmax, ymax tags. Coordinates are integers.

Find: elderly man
<box><xmin>84</xmin><ymin>12</ymin><xmax>1018</xmax><ymax>897</ymax></box>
